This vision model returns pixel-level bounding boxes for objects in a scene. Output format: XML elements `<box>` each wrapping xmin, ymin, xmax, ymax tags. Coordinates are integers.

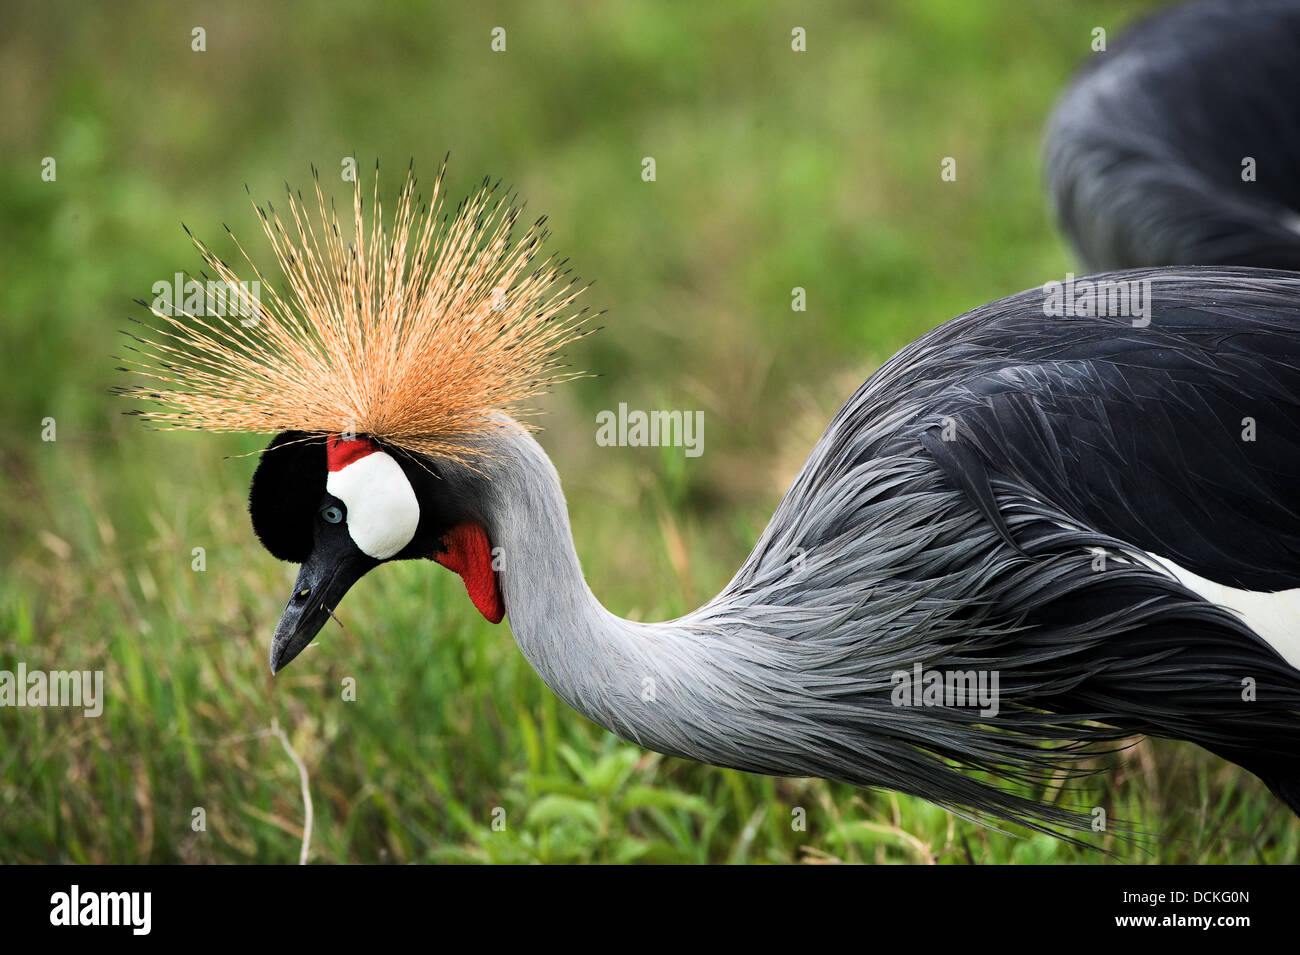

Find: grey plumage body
<box><xmin>467</xmin><ymin>267</ymin><xmax>1300</xmax><ymax>835</ymax></box>
<box><xmin>1045</xmin><ymin>0</ymin><xmax>1300</xmax><ymax>271</ymax></box>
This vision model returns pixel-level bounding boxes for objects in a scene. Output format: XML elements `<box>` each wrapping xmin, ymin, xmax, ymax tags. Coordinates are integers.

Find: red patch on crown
<box><xmin>434</xmin><ymin>522</ymin><xmax>505</xmax><ymax>624</ymax></box>
<box><xmin>326</xmin><ymin>433</ymin><xmax>380</xmax><ymax>472</ymax></box>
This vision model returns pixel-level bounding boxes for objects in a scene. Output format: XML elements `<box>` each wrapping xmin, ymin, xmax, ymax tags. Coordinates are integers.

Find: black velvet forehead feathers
<box><xmin>248</xmin><ymin>431</ymin><xmax>327</xmax><ymax>563</ymax></box>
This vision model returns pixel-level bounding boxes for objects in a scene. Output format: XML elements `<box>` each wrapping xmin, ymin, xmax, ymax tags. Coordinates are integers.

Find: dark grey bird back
<box><xmin>1045</xmin><ymin>0</ymin><xmax>1300</xmax><ymax>271</ymax></box>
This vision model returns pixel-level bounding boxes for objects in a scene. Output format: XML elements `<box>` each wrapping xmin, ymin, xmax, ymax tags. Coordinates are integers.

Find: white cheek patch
<box><xmin>325</xmin><ymin>450</ymin><xmax>420</xmax><ymax>559</ymax></box>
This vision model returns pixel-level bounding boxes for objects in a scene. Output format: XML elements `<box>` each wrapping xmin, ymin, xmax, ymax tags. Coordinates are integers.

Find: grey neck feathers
<box><xmin>476</xmin><ymin>422</ymin><xmax>704</xmax><ymax>755</ymax></box>
<box><xmin>474</xmin><ymin>420</ymin><xmax>895</xmax><ymax>782</ymax></box>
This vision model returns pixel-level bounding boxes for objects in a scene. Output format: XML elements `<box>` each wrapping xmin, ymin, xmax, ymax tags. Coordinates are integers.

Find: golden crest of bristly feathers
<box><xmin>120</xmin><ymin>162</ymin><xmax>594</xmax><ymax>462</ymax></box>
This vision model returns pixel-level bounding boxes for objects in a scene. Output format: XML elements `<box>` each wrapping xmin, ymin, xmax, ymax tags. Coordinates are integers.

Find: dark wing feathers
<box><xmin>896</xmin><ymin>268</ymin><xmax>1300</xmax><ymax>591</ymax></box>
<box><xmin>918</xmin><ymin>428</ymin><xmax>1022</xmax><ymax>554</ymax></box>
<box><xmin>1045</xmin><ymin>0</ymin><xmax>1300</xmax><ymax>271</ymax></box>
<box><xmin>896</xmin><ymin>269</ymin><xmax>1300</xmax><ymax>808</ymax></box>
<box><xmin>718</xmin><ymin>268</ymin><xmax>1300</xmax><ymax>827</ymax></box>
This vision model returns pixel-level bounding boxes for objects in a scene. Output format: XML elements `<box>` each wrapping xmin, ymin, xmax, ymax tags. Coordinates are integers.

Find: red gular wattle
<box><xmin>434</xmin><ymin>522</ymin><xmax>505</xmax><ymax>624</ymax></box>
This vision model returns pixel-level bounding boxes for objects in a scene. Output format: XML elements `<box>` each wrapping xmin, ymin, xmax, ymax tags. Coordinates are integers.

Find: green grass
<box><xmin>2</xmin><ymin>0</ymin><xmax>1298</xmax><ymax>863</ymax></box>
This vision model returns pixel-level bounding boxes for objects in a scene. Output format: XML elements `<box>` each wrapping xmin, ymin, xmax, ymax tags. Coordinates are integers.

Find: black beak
<box><xmin>270</xmin><ymin>540</ymin><xmax>375</xmax><ymax>674</ymax></box>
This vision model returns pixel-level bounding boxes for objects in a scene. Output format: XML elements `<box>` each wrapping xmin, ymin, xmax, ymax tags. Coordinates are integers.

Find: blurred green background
<box><xmin>3</xmin><ymin>0</ymin><xmax>1296</xmax><ymax>864</ymax></box>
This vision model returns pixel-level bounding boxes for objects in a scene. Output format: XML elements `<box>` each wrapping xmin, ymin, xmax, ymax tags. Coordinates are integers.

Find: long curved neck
<box><xmin>477</xmin><ymin>424</ymin><xmax>712</xmax><ymax>753</ymax></box>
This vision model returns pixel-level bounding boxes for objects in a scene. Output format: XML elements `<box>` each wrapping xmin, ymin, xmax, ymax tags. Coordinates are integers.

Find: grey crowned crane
<box><xmin>1045</xmin><ymin>0</ymin><xmax>1300</xmax><ymax>271</ymax></box>
<box><xmin>122</xmin><ymin>159</ymin><xmax>1300</xmax><ymax>842</ymax></box>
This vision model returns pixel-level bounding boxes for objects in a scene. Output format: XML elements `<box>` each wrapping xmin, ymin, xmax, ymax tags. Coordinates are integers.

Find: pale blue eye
<box><xmin>321</xmin><ymin>504</ymin><xmax>345</xmax><ymax>524</ymax></box>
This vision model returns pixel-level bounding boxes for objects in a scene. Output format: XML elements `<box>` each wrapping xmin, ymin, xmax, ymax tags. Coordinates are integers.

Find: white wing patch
<box><xmin>326</xmin><ymin>450</ymin><xmax>419</xmax><ymax>559</ymax></box>
<box><xmin>1144</xmin><ymin>552</ymin><xmax>1300</xmax><ymax>670</ymax></box>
